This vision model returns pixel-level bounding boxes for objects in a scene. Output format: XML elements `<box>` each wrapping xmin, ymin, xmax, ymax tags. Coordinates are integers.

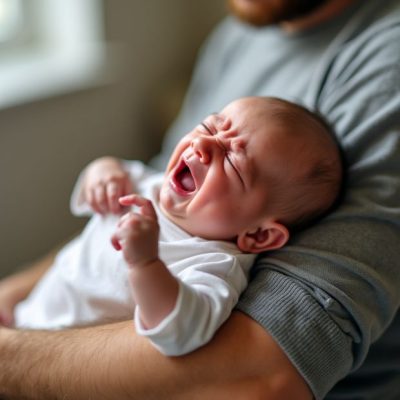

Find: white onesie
<box><xmin>15</xmin><ymin>161</ymin><xmax>255</xmax><ymax>355</ymax></box>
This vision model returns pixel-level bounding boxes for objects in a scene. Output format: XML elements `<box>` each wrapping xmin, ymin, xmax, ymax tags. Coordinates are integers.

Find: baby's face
<box><xmin>159</xmin><ymin>97</ymin><xmax>299</xmax><ymax>241</ymax></box>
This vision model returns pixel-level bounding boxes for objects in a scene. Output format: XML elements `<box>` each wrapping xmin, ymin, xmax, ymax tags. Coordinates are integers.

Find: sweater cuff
<box><xmin>236</xmin><ymin>268</ymin><xmax>353</xmax><ymax>400</ymax></box>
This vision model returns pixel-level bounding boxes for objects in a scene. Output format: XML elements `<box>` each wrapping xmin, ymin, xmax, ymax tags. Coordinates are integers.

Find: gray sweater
<box><xmin>154</xmin><ymin>1</ymin><xmax>400</xmax><ymax>398</ymax></box>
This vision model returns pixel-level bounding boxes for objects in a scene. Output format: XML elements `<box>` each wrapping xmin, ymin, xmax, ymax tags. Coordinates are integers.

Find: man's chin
<box><xmin>227</xmin><ymin>0</ymin><xmax>280</xmax><ymax>26</ymax></box>
<box><xmin>226</xmin><ymin>0</ymin><xmax>329</xmax><ymax>27</ymax></box>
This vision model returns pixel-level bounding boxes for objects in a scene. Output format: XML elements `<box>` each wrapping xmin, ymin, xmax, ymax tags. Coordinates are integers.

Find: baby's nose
<box><xmin>191</xmin><ymin>135</ymin><xmax>222</xmax><ymax>164</ymax></box>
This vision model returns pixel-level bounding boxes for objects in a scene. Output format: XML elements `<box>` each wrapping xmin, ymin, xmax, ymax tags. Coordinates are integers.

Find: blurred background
<box><xmin>0</xmin><ymin>0</ymin><xmax>226</xmax><ymax>278</ymax></box>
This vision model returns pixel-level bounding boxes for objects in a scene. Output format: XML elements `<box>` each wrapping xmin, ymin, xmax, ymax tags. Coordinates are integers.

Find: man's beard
<box><xmin>227</xmin><ymin>0</ymin><xmax>330</xmax><ymax>26</ymax></box>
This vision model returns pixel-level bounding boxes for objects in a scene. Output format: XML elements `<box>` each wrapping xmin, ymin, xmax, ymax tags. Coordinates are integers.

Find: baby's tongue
<box><xmin>180</xmin><ymin>169</ymin><xmax>195</xmax><ymax>192</ymax></box>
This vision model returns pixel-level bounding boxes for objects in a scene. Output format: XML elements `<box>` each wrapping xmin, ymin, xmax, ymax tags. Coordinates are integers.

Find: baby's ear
<box><xmin>236</xmin><ymin>221</ymin><xmax>289</xmax><ymax>254</ymax></box>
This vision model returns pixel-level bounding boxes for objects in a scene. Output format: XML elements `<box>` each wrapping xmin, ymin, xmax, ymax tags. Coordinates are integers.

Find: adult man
<box><xmin>1</xmin><ymin>0</ymin><xmax>399</xmax><ymax>399</ymax></box>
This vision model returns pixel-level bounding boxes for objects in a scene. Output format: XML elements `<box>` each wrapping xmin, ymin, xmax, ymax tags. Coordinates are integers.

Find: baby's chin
<box><xmin>158</xmin><ymin>186</ymin><xmax>189</xmax><ymax>223</ymax></box>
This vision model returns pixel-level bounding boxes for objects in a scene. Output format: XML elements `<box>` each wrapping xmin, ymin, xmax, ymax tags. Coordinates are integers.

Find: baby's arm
<box><xmin>111</xmin><ymin>195</ymin><xmax>179</xmax><ymax>329</ymax></box>
<box><xmin>80</xmin><ymin>157</ymin><xmax>133</xmax><ymax>215</ymax></box>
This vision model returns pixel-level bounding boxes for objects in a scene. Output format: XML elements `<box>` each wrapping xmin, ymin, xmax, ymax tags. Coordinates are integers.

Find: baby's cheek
<box><xmin>195</xmin><ymin>206</ymin><xmax>240</xmax><ymax>239</ymax></box>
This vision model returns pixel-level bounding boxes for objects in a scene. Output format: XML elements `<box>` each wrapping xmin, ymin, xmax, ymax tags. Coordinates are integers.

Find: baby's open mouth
<box><xmin>172</xmin><ymin>159</ymin><xmax>196</xmax><ymax>194</ymax></box>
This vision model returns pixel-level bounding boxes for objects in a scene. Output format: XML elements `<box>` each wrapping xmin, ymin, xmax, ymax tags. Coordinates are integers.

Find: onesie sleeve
<box><xmin>237</xmin><ymin>18</ymin><xmax>400</xmax><ymax>399</ymax></box>
<box><xmin>135</xmin><ymin>252</ymin><xmax>253</xmax><ymax>356</ymax></box>
<box><xmin>69</xmin><ymin>160</ymin><xmax>158</xmax><ymax>216</ymax></box>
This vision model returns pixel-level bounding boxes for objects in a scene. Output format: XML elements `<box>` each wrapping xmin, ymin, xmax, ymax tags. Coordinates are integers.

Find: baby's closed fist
<box><xmin>111</xmin><ymin>195</ymin><xmax>159</xmax><ymax>267</ymax></box>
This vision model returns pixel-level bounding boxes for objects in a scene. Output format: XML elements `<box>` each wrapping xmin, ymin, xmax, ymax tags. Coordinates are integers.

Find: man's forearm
<box><xmin>0</xmin><ymin>313</ymin><xmax>312</xmax><ymax>400</ymax></box>
<box><xmin>0</xmin><ymin>322</ymin><xmax>135</xmax><ymax>400</ymax></box>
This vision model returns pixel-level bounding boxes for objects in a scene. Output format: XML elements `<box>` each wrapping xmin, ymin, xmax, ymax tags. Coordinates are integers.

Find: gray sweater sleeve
<box><xmin>237</xmin><ymin>7</ymin><xmax>400</xmax><ymax>399</ymax></box>
<box><xmin>152</xmin><ymin>2</ymin><xmax>400</xmax><ymax>397</ymax></box>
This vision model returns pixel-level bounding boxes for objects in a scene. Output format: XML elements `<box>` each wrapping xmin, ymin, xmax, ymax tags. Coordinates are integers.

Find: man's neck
<box><xmin>281</xmin><ymin>0</ymin><xmax>357</xmax><ymax>33</ymax></box>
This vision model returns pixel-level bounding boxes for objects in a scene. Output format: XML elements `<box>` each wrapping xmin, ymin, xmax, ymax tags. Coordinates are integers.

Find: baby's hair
<box><xmin>261</xmin><ymin>97</ymin><xmax>345</xmax><ymax>233</ymax></box>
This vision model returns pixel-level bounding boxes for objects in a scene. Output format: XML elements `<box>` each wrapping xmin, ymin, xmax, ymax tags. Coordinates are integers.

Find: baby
<box><xmin>14</xmin><ymin>97</ymin><xmax>343</xmax><ymax>356</ymax></box>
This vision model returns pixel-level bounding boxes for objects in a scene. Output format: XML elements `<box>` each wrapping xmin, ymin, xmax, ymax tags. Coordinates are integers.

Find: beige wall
<box><xmin>0</xmin><ymin>1</ymin><xmax>226</xmax><ymax>277</ymax></box>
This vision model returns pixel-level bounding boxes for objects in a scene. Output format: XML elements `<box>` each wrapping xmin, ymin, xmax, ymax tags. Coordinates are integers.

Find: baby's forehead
<box><xmin>251</xmin><ymin>124</ymin><xmax>333</xmax><ymax>178</ymax></box>
<box><xmin>222</xmin><ymin>96</ymin><xmax>336</xmax><ymax>152</ymax></box>
<box><xmin>222</xmin><ymin>97</ymin><xmax>306</xmax><ymax>134</ymax></box>
<box><xmin>222</xmin><ymin>97</ymin><xmax>275</xmax><ymax>118</ymax></box>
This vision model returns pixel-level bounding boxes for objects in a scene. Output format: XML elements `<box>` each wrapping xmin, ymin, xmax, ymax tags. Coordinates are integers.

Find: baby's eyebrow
<box><xmin>201</xmin><ymin>112</ymin><xmax>222</xmax><ymax>129</ymax></box>
<box><xmin>200</xmin><ymin>122</ymin><xmax>213</xmax><ymax>135</ymax></box>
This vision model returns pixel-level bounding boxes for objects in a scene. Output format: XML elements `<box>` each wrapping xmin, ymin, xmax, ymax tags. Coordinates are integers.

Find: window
<box><xmin>0</xmin><ymin>0</ymin><xmax>107</xmax><ymax>109</ymax></box>
<box><xmin>0</xmin><ymin>0</ymin><xmax>22</xmax><ymax>43</ymax></box>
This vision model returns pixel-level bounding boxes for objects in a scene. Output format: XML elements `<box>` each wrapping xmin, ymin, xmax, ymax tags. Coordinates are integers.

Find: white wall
<box><xmin>0</xmin><ymin>0</ymin><xmax>225</xmax><ymax>277</ymax></box>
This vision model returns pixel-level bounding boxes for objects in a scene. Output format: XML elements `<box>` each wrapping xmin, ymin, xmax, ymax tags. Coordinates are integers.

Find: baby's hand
<box><xmin>111</xmin><ymin>195</ymin><xmax>159</xmax><ymax>267</ymax></box>
<box><xmin>83</xmin><ymin>157</ymin><xmax>133</xmax><ymax>215</ymax></box>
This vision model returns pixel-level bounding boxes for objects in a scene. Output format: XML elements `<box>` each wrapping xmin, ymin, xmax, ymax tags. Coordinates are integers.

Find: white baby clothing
<box><xmin>15</xmin><ymin>161</ymin><xmax>254</xmax><ymax>355</ymax></box>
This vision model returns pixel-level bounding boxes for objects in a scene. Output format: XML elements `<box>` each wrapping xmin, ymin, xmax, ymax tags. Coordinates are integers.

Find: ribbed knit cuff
<box><xmin>236</xmin><ymin>268</ymin><xmax>352</xmax><ymax>399</ymax></box>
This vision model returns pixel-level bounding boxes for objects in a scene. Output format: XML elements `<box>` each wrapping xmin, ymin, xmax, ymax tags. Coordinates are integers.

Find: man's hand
<box><xmin>82</xmin><ymin>157</ymin><xmax>133</xmax><ymax>215</ymax></box>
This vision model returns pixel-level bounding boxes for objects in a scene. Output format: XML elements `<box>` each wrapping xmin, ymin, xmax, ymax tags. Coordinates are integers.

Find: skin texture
<box><xmin>0</xmin><ymin>1</ymin><xmax>356</xmax><ymax>398</ymax></box>
<box><xmin>0</xmin><ymin>313</ymin><xmax>312</xmax><ymax>400</ymax></box>
<box><xmin>160</xmin><ymin>97</ymin><xmax>341</xmax><ymax>244</ymax></box>
<box><xmin>160</xmin><ymin>97</ymin><xmax>290</xmax><ymax>246</ymax></box>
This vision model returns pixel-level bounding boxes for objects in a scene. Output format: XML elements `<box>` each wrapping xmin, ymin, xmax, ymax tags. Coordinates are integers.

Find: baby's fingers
<box><xmin>107</xmin><ymin>181</ymin><xmax>123</xmax><ymax>214</ymax></box>
<box><xmin>119</xmin><ymin>195</ymin><xmax>157</xmax><ymax>220</ymax></box>
<box><xmin>86</xmin><ymin>186</ymin><xmax>106</xmax><ymax>214</ymax></box>
<box><xmin>111</xmin><ymin>216</ymin><xmax>141</xmax><ymax>251</ymax></box>
<box><xmin>110</xmin><ymin>232</ymin><xmax>122</xmax><ymax>250</ymax></box>
<box><xmin>124</xmin><ymin>179</ymin><xmax>134</xmax><ymax>198</ymax></box>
